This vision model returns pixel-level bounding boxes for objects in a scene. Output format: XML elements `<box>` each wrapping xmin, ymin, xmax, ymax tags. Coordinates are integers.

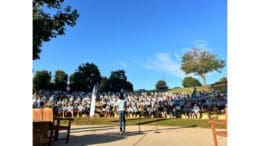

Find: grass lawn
<box><xmin>62</xmin><ymin>117</ymin><xmax>226</xmax><ymax>129</ymax></box>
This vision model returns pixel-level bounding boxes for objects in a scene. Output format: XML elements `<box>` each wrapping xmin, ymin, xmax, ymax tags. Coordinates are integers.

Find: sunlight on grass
<box><xmin>60</xmin><ymin>117</ymin><xmax>226</xmax><ymax>129</ymax></box>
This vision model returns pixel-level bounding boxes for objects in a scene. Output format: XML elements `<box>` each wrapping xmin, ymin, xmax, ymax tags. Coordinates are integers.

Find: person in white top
<box><xmin>116</xmin><ymin>93</ymin><xmax>127</xmax><ymax>135</ymax></box>
<box><xmin>192</xmin><ymin>104</ymin><xmax>200</xmax><ymax>119</ymax></box>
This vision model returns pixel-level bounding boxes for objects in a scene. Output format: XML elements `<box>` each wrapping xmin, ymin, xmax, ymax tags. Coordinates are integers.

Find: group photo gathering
<box><xmin>32</xmin><ymin>0</ymin><xmax>229</xmax><ymax>146</ymax></box>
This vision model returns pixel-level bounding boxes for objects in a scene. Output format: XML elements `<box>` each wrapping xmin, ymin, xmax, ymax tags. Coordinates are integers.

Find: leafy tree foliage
<box><xmin>69</xmin><ymin>72</ymin><xmax>81</xmax><ymax>91</ymax></box>
<box><xmin>155</xmin><ymin>80</ymin><xmax>168</xmax><ymax>91</ymax></box>
<box><xmin>181</xmin><ymin>48</ymin><xmax>225</xmax><ymax>85</ymax></box>
<box><xmin>108</xmin><ymin>70</ymin><xmax>133</xmax><ymax>92</ymax></box>
<box><xmin>124</xmin><ymin>81</ymin><xmax>134</xmax><ymax>92</ymax></box>
<box><xmin>212</xmin><ymin>76</ymin><xmax>227</xmax><ymax>87</ymax></box>
<box><xmin>33</xmin><ymin>0</ymin><xmax>79</xmax><ymax>60</ymax></box>
<box><xmin>219</xmin><ymin>77</ymin><xmax>227</xmax><ymax>82</ymax></box>
<box><xmin>99</xmin><ymin>77</ymin><xmax>110</xmax><ymax>93</ymax></box>
<box><xmin>54</xmin><ymin>70</ymin><xmax>68</xmax><ymax>91</ymax></box>
<box><xmin>182</xmin><ymin>76</ymin><xmax>202</xmax><ymax>88</ymax></box>
<box><xmin>33</xmin><ymin>70</ymin><xmax>51</xmax><ymax>92</ymax></box>
<box><xmin>69</xmin><ymin>63</ymin><xmax>101</xmax><ymax>92</ymax></box>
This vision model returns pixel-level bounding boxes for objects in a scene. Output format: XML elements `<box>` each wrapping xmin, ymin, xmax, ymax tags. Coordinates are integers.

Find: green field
<box><xmin>169</xmin><ymin>85</ymin><xmax>212</xmax><ymax>94</ymax></box>
<box><xmin>62</xmin><ymin>117</ymin><xmax>226</xmax><ymax>129</ymax></box>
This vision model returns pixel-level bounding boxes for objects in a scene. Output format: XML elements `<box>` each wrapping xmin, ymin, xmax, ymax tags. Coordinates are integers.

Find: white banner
<box><xmin>90</xmin><ymin>83</ymin><xmax>98</xmax><ymax>117</ymax></box>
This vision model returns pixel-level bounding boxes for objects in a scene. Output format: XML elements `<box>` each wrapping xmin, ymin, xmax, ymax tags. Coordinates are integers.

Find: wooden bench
<box><xmin>49</xmin><ymin>116</ymin><xmax>74</xmax><ymax>144</ymax></box>
<box><xmin>33</xmin><ymin>107</ymin><xmax>74</xmax><ymax>146</ymax></box>
<box><xmin>33</xmin><ymin>108</ymin><xmax>53</xmax><ymax>146</ymax></box>
<box><xmin>208</xmin><ymin>108</ymin><xmax>227</xmax><ymax>146</ymax></box>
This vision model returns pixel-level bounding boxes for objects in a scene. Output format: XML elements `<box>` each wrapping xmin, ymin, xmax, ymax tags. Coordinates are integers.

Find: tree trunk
<box><xmin>200</xmin><ymin>74</ymin><xmax>207</xmax><ymax>85</ymax></box>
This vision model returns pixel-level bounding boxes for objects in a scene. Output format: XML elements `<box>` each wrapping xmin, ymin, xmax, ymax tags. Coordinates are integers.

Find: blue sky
<box><xmin>33</xmin><ymin>0</ymin><xmax>227</xmax><ymax>90</ymax></box>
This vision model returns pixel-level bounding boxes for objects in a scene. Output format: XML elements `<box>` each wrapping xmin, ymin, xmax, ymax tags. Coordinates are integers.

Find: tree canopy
<box><xmin>54</xmin><ymin>70</ymin><xmax>68</xmax><ymax>91</ymax></box>
<box><xmin>33</xmin><ymin>70</ymin><xmax>51</xmax><ymax>92</ymax></box>
<box><xmin>155</xmin><ymin>80</ymin><xmax>168</xmax><ymax>91</ymax></box>
<box><xmin>182</xmin><ymin>76</ymin><xmax>201</xmax><ymax>88</ymax></box>
<box><xmin>33</xmin><ymin>66</ymin><xmax>134</xmax><ymax>93</ymax></box>
<box><xmin>33</xmin><ymin>0</ymin><xmax>79</xmax><ymax>60</ymax></box>
<box><xmin>108</xmin><ymin>70</ymin><xmax>133</xmax><ymax>92</ymax></box>
<box><xmin>219</xmin><ymin>77</ymin><xmax>227</xmax><ymax>82</ymax></box>
<box><xmin>181</xmin><ymin>48</ymin><xmax>225</xmax><ymax>85</ymax></box>
<box><xmin>99</xmin><ymin>77</ymin><xmax>110</xmax><ymax>93</ymax></box>
<box><xmin>69</xmin><ymin>63</ymin><xmax>101</xmax><ymax>92</ymax></box>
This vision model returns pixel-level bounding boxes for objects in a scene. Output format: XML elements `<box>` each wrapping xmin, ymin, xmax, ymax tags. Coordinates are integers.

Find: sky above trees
<box><xmin>33</xmin><ymin>0</ymin><xmax>227</xmax><ymax>90</ymax></box>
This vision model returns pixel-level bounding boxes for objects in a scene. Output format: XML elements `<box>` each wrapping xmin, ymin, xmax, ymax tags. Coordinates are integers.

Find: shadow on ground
<box><xmin>52</xmin><ymin>127</ymin><xmax>145</xmax><ymax>146</ymax></box>
<box><xmin>51</xmin><ymin>124</ymin><xmax>198</xmax><ymax>146</ymax></box>
<box><xmin>70</xmin><ymin>125</ymin><xmax>116</xmax><ymax>133</ymax></box>
<box><xmin>111</xmin><ymin>118</ymin><xmax>168</xmax><ymax>125</ymax></box>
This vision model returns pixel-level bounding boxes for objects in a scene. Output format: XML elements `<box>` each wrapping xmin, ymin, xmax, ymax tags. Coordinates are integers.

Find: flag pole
<box><xmin>89</xmin><ymin>83</ymin><xmax>98</xmax><ymax>118</ymax></box>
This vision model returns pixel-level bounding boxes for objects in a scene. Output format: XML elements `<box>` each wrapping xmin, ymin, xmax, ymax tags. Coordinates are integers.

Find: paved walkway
<box><xmin>52</xmin><ymin>125</ymin><xmax>227</xmax><ymax>146</ymax></box>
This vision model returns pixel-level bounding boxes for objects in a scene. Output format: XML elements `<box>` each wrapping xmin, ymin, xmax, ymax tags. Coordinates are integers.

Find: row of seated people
<box><xmin>54</xmin><ymin>103</ymin><xmax>90</xmax><ymax>118</ymax></box>
<box><xmin>100</xmin><ymin>103</ymin><xmax>225</xmax><ymax>120</ymax></box>
<box><xmin>51</xmin><ymin>103</ymin><xmax>224</xmax><ymax>120</ymax></box>
<box><xmin>99</xmin><ymin>104</ymin><xmax>202</xmax><ymax>119</ymax></box>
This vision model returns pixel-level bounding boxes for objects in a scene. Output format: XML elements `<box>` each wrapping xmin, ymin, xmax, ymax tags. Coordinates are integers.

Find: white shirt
<box><xmin>116</xmin><ymin>99</ymin><xmax>126</xmax><ymax>112</ymax></box>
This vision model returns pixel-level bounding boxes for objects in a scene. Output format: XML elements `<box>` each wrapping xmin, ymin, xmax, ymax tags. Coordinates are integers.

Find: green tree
<box><xmin>33</xmin><ymin>0</ymin><xmax>79</xmax><ymax>60</ymax></box>
<box><xmin>33</xmin><ymin>70</ymin><xmax>52</xmax><ymax>92</ymax></box>
<box><xmin>54</xmin><ymin>70</ymin><xmax>68</xmax><ymax>91</ymax></box>
<box><xmin>69</xmin><ymin>63</ymin><xmax>101</xmax><ymax>92</ymax></box>
<box><xmin>182</xmin><ymin>76</ymin><xmax>202</xmax><ymax>88</ymax></box>
<box><xmin>69</xmin><ymin>72</ymin><xmax>81</xmax><ymax>91</ymax></box>
<box><xmin>219</xmin><ymin>77</ymin><xmax>227</xmax><ymax>82</ymax></box>
<box><xmin>125</xmin><ymin>81</ymin><xmax>134</xmax><ymax>92</ymax></box>
<box><xmin>99</xmin><ymin>77</ymin><xmax>110</xmax><ymax>93</ymax></box>
<box><xmin>181</xmin><ymin>48</ymin><xmax>225</xmax><ymax>85</ymax></box>
<box><xmin>155</xmin><ymin>80</ymin><xmax>168</xmax><ymax>91</ymax></box>
<box><xmin>108</xmin><ymin>70</ymin><xmax>133</xmax><ymax>92</ymax></box>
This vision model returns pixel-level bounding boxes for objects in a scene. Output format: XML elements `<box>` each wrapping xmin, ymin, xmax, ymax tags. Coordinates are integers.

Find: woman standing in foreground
<box><xmin>116</xmin><ymin>93</ymin><xmax>127</xmax><ymax>135</ymax></box>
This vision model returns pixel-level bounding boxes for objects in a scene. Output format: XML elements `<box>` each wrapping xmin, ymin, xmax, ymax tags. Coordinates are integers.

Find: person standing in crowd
<box><xmin>116</xmin><ymin>93</ymin><xmax>127</xmax><ymax>135</ymax></box>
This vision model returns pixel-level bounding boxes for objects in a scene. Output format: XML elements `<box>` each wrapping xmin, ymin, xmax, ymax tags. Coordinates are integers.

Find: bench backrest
<box><xmin>33</xmin><ymin>107</ymin><xmax>53</xmax><ymax>122</ymax></box>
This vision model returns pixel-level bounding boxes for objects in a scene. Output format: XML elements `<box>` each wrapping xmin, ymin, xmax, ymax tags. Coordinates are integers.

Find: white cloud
<box><xmin>142</xmin><ymin>52</ymin><xmax>185</xmax><ymax>78</ymax></box>
<box><xmin>192</xmin><ymin>40</ymin><xmax>208</xmax><ymax>49</ymax></box>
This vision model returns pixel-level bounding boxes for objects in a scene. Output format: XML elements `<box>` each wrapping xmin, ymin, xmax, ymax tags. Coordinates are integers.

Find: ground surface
<box><xmin>52</xmin><ymin>125</ymin><xmax>227</xmax><ymax>146</ymax></box>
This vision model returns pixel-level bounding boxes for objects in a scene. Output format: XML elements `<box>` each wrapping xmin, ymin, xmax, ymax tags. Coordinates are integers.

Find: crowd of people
<box><xmin>33</xmin><ymin>90</ymin><xmax>227</xmax><ymax>119</ymax></box>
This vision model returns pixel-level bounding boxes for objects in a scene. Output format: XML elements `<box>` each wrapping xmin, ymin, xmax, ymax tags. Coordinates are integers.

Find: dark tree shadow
<box><xmin>70</xmin><ymin>125</ymin><xmax>117</xmax><ymax>133</ymax></box>
<box><xmin>51</xmin><ymin>127</ymin><xmax>145</xmax><ymax>146</ymax></box>
<box><xmin>51</xmin><ymin>123</ymin><xmax>197</xmax><ymax>146</ymax></box>
<box><xmin>111</xmin><ymin>118</ymin><xmax>168</xmax><ymax>125</ymax></box>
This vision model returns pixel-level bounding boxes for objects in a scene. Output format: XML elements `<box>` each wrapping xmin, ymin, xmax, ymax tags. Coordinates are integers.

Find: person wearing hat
<box><xmin>116</xmin><ymin>92</ymin><xmax>127</xmax><ymax>135</ymax></box>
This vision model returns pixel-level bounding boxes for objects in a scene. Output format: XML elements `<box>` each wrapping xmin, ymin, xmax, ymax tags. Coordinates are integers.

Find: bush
<box><xmin>182</xmin><ymin>76</ymin><xmax>201</xmax><ymax>88</ymax></box>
